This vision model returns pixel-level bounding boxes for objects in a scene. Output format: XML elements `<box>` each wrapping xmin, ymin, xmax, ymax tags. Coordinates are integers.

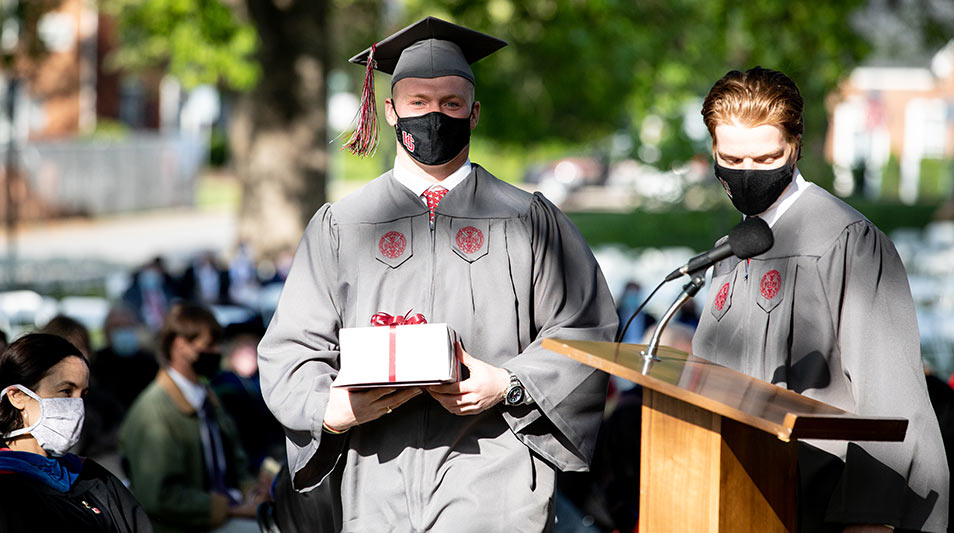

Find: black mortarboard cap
<box><xmin>343</xmin><ymin>17</ymin><xmax>507</xmax><ymax>157</ymax></box>
<box><xmin>349</xmin><ymin>16</ymin><xmax>507</xmax><ymax>86</ymax></box>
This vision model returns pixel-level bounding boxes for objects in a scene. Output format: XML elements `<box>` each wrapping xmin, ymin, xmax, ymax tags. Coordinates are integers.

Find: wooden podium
<box><xmin>542</xmin><ymin>339</ymin><xmax>908</xmax><ymax>533</ymax></box>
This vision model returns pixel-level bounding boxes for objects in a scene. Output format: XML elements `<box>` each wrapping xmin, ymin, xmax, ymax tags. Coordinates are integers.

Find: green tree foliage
<box><xmin>405</xmin><ymin>0</ymin><xmax>870</xmax><ymax>184</ymax></box>
<box><xmin>104</xmin><ymin>0</ymin><xmax>385</xmax><ymax>95</ymax></box>
<box><xmin>104</xmin><ymin>0</ymin><xmax>951</xmax><ymax>233</ymax></box>
<box><xmin>102</xmin><ymin>0</ymin><xmax>259</xmax><ymax>91</ymax></box>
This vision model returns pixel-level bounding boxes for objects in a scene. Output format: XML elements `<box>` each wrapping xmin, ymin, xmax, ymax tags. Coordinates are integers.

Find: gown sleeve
<box><xmin>500</xmin><ymin>193</ymin><xmax>618</xmax><ymax>472</ymax></box>
<box><xmin>816</xmin><ymin>220</ymin><xmax>948</xmax><ymax>530</ymax></box>
<box><xmin>258</xmin><ymin>205</ymin><xmax>349</xmax><ymax>491</ymax></box>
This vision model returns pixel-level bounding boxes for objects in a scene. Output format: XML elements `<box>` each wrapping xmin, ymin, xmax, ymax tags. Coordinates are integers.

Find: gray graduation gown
<box><xmin>693</xmin><ymin>183</ymin><xmax>948</xmax><ymax>532</ymax></box>
<box><xmin>259</xmin><ymin>165</ymin><xmax>617</xmax><ymax>531</ymax></box>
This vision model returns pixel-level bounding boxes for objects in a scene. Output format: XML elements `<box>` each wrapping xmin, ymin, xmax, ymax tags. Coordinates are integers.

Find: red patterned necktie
<box><xmin>423</xmin><ymin>186</ymin><xmax>448</xmax><ymax>224</ymax></box>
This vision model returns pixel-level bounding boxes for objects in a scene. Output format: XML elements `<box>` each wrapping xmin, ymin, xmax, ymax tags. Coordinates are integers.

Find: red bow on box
<box><xmin>370</xmin><ymin>311</ymin><xmax>427</xmax><ymax>381</ymax></box>
<box><xmin>370</xmin><ymin>310</ymin><xmax>427</xmax><ymax>326</ymax></box>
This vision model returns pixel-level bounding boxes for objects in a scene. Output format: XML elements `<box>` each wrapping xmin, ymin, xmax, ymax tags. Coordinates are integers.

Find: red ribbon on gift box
<box><xmin>370</xmin><ymin>311</ymin><xmax>427</xmax><ymax>382</ymax></box>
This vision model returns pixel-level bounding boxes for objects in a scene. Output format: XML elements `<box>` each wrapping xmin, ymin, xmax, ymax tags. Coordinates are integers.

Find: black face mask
<box><xmin>394</xmin><ymin>108</ymin><xmax>472</xmax><ymax>166</ymax></box>
<box><xmin>714</xmin><ymin>159</ymin><xmax>795</xmax><ymax>216</ymax></box>
<box><xmin>192</xmin><ymin>351</ymin><xmax>222</xmax><ymax>380</ymax></box>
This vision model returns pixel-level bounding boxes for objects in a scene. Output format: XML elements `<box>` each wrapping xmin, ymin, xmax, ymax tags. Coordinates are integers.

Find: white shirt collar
<box><xmin>751</xmin><ymin>168</ymin><xmax>811</xmax><ymax>228</ymax></box>
<box><xmin>167</xmin><ymin>367</ymin><xmax>207</xmax><ymax>411</ymax></box>
<box><xmin>392</xmin><ymin>157</ymin><xmax>472</xmax><ymax>200</ymax></box>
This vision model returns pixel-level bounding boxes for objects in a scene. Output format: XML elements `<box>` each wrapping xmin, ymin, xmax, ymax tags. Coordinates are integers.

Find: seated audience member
<box><xmin>180</xmin><ymin>251</ymin><xmax>232</xmax><ymax>306</ymax></box>
<box><xmin>227</xmin><ymin>242</ymin><xmax>260</xmax><ymax>307</ymax></box>
<box><xmin>615</xmin><ymin>281</ymin><xmax>657</xmax><ymax>344</ymax></box>
<box><xmin>123</xmin><ymin>257</ymin><xmax>177</xmax><ymax>331</ymax></box>
<box><xmin>210</xmin><ymin>333</ymin><xmax>284</xmax><ymax>474</ymax></box>
<box><xmin>93</xmin><ymin>305</ymin><xmax>159</xmax><ymax>411</ymax></box>
<box><xmin>41</xmin><ymin>315</ymin><xmax>125</xmax><ymax>470</ymax></box>
<box><xmin>0</xmin><ymin>333</ymin><xmax>151</xmax><ymax>532</ymax></box>
<box><xmin>120</xmin><ymin>303</ymin><xmax>262</xmax><ymax>533</ymax></box>
<box><xmin>41</xmin><ymin>315</ymin><xmax>93</xmax><ymax>360</ymax></box>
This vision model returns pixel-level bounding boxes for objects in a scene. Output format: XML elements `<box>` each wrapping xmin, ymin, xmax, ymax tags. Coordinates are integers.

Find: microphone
<box><xmin>664</xmin><ymin>217</ymin><xmax>774</xmax><ymax>282</ymax></box>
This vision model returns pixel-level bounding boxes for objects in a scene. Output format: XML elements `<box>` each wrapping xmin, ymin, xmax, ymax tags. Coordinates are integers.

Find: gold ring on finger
<box><xmin>387</xmin><ymin>406</ymin><xmax>392</xmax><ymax>414</ymax></box>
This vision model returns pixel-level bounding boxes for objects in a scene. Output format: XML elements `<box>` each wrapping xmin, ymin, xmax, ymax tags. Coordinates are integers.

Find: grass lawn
<box><xmin>568</xmin><ymin>199</ymin><xmax>943</xmax><ymax>251</ymax></box>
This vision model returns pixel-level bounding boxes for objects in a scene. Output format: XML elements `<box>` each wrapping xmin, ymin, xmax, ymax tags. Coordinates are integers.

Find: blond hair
<box><xmin>701</xmin><ymin>67</ymin><xmax>803</xmax><ymax>156</ymax></box>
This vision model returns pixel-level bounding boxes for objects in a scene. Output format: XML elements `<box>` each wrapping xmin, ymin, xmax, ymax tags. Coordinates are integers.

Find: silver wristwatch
<box><xmin>503</xmin><ymin>370</ymin><xmax>532</xmax><ymax>406</ymax></box>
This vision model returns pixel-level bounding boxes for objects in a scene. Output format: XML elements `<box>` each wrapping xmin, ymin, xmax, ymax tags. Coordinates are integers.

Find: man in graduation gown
<box><xmin>257</xmin><ymin>17</ymin><xmax>616</xmax><ymax>532</ymax></box>
<box><xmin>691</xmin><ymin>66</ymin><xmax>948</xmax><ymax>532</ymax></box>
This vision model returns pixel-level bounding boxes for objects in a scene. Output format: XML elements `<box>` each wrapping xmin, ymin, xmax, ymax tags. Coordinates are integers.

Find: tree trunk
<box><xmin>231</xmin><ymin>0</ymin><xmax>329</xmax><ymax>257</ymax></box>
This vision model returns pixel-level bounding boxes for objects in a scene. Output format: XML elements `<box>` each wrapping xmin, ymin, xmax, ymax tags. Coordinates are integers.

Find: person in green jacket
<box><xmin>120</xmin><ymin>303</ymin><xmax>262</xmax><ymax>533</ymax></box>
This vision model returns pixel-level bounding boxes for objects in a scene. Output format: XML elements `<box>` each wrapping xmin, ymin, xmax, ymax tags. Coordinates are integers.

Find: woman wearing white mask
<box><xmin>0</xmin><ymin>333</ymin><xmax>151</xmax><ymax>532</ymax></box>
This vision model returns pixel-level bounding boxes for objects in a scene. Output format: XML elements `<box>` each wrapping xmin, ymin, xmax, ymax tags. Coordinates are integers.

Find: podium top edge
<box><xmin>543</xmin><ymin>338</ymin><xmax>908</xmax><ymax>442</ymax></box>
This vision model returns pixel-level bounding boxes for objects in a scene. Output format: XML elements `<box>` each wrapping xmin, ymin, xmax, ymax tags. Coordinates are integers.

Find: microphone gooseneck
<box><xmin>642</xmin><ymin>273</ymin><xmax>706</xmax><ymax>368</ymax></box>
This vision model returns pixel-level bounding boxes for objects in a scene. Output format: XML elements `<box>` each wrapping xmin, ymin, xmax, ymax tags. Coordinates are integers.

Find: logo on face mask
<box><xmin>394</xmin><ymin>107</ymin><xmax>473</xmax><ymax>166</ymax></box>
<box><xmin>717</xmin><ymin>177</ymin><xmax>733</xmax><ymax>198</ymax></box>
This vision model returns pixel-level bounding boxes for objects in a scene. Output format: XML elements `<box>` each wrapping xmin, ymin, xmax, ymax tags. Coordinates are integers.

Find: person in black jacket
<box><xmin>0</xmin><ymin>333</ymin><xmax>151</xmax><ymax>532</ymax></box>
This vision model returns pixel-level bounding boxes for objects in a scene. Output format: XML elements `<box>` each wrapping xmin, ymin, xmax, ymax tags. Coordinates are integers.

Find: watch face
<box><xmin>506</xmin><ymin>386</ymin><xmax>524</xmax><ymax>405</ymax></box>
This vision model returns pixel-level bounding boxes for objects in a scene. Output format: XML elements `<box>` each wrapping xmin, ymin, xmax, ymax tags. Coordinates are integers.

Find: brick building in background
<box><xmin>0</xmin><ymin>0</ymin><xmax>206</xmax><ymax>221</ymax></box>
<box><xmin>10</xmin><ymin>0</ymin><xmax>160</xmax><ymax>140</ymax></box>
<box><xmin>827</xmin><ymin>40</ymin><xmax>954</xmax><ymax>203</ymax></box>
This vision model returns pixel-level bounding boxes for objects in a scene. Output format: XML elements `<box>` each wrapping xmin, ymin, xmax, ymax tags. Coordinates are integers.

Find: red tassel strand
<box><xmin>344</xmin><ymin>44</ymin><xmax>379</xmax><ymax>157</ymax></box>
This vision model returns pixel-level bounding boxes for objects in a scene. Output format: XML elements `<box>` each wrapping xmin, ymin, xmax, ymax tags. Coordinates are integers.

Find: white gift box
<box><xmin>334</xmin><ymin>323</ymin><xmax>459</xmax><ymax>388</ymax></box>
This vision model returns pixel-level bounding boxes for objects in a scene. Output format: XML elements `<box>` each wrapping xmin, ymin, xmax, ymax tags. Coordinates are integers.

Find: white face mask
<box><xmin>1</xmin><ymin>384</ymin><xmax>85</xmax><ymax>457</ymax></box>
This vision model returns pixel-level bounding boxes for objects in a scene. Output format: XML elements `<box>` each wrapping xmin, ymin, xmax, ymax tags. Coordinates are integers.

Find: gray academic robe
<box><xmin>693</xmin><ymin>182</ymin><xmax>948</xmax><ymax>532</ymax></box>
<box><xmin>259</xmin><ymin>164</ymin><xmax>617</xmax><ymax>532</ymax></box>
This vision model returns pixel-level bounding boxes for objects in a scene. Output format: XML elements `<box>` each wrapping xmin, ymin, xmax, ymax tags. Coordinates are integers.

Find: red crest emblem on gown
<box><xmin>760</xmin><ymin>269</ymin><xmax>781</xmax><ymax>300</ymax></box>
<box><xmin>378</xmin><ymin>231</ymin><xmax>407</xmax><ymax>259</ymax></box>
<box><xmin>714</xmin><ymin>282</ymin><xmax>730</xmax><ymax>311</ymax></box>
<box><xmin>456</xmin><ymin>226</ymin><xmax>484</xmax><ymax>254</ymax></box>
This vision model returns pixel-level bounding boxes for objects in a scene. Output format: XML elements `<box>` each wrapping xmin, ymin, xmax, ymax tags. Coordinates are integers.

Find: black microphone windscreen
<box><xmin>728</xmin><ymin>217</ymin><xmax>774</xmax><ymax>259</ymax></box>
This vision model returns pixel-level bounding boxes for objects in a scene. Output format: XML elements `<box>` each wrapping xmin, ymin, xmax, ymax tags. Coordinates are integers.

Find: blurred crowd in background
<box><xmin>0</xmin><ymin>227</ymin><xmax>950</xmax><ymax>532</ymax></box>
<box><xmin>0</xmin><ymin>246</ymin><xmax>290</xmax><ymax>485</ymax></box>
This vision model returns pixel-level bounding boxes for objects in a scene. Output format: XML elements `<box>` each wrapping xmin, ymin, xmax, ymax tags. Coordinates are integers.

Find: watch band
<box><xmin>504</xmin><ymin>370</ymin><xmax>533</xmax><ymax>406</ymax></box>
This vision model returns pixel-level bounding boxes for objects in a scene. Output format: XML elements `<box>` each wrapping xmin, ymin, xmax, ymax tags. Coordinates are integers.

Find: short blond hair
<box><xmin>701</xmin><ymin>66</ymin><xmax>803</xmax><ymax>156</ymax></box>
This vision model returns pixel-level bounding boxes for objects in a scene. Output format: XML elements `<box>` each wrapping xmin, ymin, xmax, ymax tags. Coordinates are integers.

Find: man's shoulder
<box><xmin>472</xmin><ymin>165</ymin><xmax>536</xmax><ymax>212</ymax></box>
<box><xmin>772</xmin><ymin>184</ymin><xmax>874</xmax><ymax>257</ymax></box>
<box><xmin>801</xmin><ymin>184</ymin><xmax>868</xmax><ymax>225</ymax></box>
<box><xmin>332</xmin><ymin>171</ymin><xmax>392</xmax><ymax>208</ymax></box>
<box><xmin>325</xmin><ymin>171</ymin><xmax>424</xmax><ymax>224</ymax></box>
<box><xmin>437</xmin><ymin>164</ymin><xmax>539</xmax><ymax>220</ymax></box>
